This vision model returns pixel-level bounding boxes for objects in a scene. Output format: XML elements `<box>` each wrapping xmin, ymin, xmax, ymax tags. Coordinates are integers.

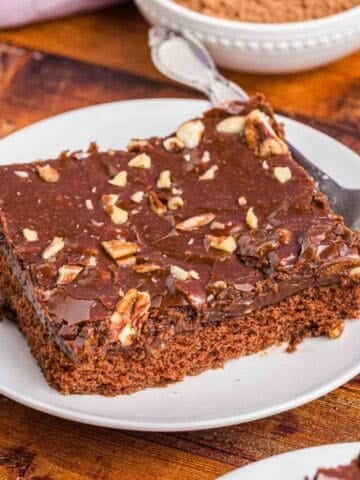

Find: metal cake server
<box><xmin>149</xmin><ymin>27</ymin><xmax>360</xmax><ymax>230</ymax></box>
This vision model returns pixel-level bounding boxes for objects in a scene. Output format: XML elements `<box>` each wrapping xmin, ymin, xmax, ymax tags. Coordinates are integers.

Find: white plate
<box><xmin>218</xmin><ymin>442</ymin><xmax>360</xmax><ymax>479</ymax></box>
<box><xmin>0</xmin><ymin>99</ymin><xmax>359</xmax><ymax>432</ymax></box>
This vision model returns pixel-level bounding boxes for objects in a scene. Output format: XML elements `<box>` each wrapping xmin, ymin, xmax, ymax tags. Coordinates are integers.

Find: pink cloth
<box><xmin>0</xmin><ymin>0</ymin><xmax>123</xmax><ymax>28</ymax></box>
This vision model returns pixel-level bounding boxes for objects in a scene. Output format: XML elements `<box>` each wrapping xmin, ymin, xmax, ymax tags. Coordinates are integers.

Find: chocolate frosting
<box><xmin>0</xmin><ymin>95</ymin><xmax>359</xmax><ymax>358</ymax></box>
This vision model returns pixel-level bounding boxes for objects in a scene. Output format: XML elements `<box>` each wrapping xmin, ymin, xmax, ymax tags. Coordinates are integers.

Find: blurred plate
<box><xmin>218</xmin><ymin>443</ymin><xmax>360</xmax><ymax>479</ymax></box>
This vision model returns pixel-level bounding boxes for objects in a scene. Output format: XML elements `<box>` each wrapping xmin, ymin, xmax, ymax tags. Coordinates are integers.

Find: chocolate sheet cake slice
<box><xmin>0</xmin><ymin>95</ymin><xmax>359</xmax><ymax>395</ymax></box>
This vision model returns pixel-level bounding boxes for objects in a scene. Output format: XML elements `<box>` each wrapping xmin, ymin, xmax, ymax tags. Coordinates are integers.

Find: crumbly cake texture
<box><xmin>0</xmin><ymin>95</ymin><xmax>360</xmax><ymax>395</ymax></box>
<box><xmin>173</xmin><ymin>0</ymin><xmax>360</xmax><ymax>23</ymax></box>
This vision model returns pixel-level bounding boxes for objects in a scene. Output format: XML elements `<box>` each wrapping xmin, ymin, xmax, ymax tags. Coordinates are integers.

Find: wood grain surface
<box><xmin>0</xmin><ymin>3</ymin><xmax>359</xmax><ymax>479</ymax></box>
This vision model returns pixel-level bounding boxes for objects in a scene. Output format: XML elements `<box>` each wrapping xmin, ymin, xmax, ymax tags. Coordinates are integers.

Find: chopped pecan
<box><xmin>201</xmin><ymin>151</ymin><xmax>211</xmax><ymax>163</ymax></box>
<box><xmin>350</xmin><ymin>266</ymin><xmax>360</xmax><ymax>277</ymax></box>
<box><xmin>133</xmin><ymin>263</ymin><xmax>161</xmax><ymax>273</ymax></box>
<box><xmin>101</xmin><ymin>240</ymin><xmax>138</xmax><ymax>260</ymax></box>
<box><xmin>170</xmin><ymin>265</ymin><xmax>199</xmax><ymax>281</ymax></box>
<box><xmin>105</xmin><ymin>205</ymin><xmax>128</xmax><ymax>225</ymax></box>
<box><xmin>117</xmin><ymin>256</ymin><xmax>136</xmax><ymax>267</ymax></box>
<box><xmin>210</xmin><ymin>221</ymin><xmax>226</xmax><ymax>230</ymax></box>
<box><xmin>14</xmin><ymin>171</ymin><xmax>29</xmax><ymax>178</ymax></box>
<box><xmin>276</xmin><ymin>228</ymin><xmax>292</xmax><ymax>244</ymax></box>
<box><xmin>57</xmin><ymin>264</ymin><xmax>83</xmax><ymax>285</ymax></box>
<box><xmin>168</xmin><ymin>196</ymin><xmax>184</xmax><ymax>210</ymax></box>
<box><xmin>244</xmin><ymin>109</ymin><xmax>288</xmax><ymax>157</ymax></box>
<box><xmin>163</xmin><ymin>136</ymin><xmax>184</xmax><ymax>152</ymax></box>
<box><xmin>260</xmin><ymin>138</ymin><xmax>288</xmax><ymax>157</ymax></box>
<box><xmin>206</xmin><ymin>235</ymin><xmax>236</xmax><ymax>253</ymax></box>
<box><xmin>42</xmin><ymin>237</ymin><xmax>64</xmax><ymax>260</ymax></box>
<box><xmin>149</xmin><ymin>191</ymin><xmax>167</xmax><ymax>215</ymax></box>
<box><xmin>108</xmin><ymin>170</ymin><xmax>127</xmax><ymax>187</ymax></box>
<box><xmin>246</xmin><ymin>207</ymin><xmax>258</xmax><ymax>229</ymax></box>
<box><xmin>327</xmin><ymin>321</ymin><xmax>344</xmax><ymax>339</ymax></box>
<box><xmin>207</xmin><ymin>280</ymin><xmax>227</xmax><ymax>291</ymax></box>
<box><xmin>101</xmin><ymin>193</ymin><xmax>119</xmax><ymax>206</ymax></box>
<box><xmin>36</xmin><ymin>164</ymin><xmax>60</xmax><ymax>183</ymax></box>
<box><xmin>22</xmin><ymin>228</ymin><xmax>38</xmax><ymax>242</ymax></box>
<box><xmin>128</xmin><ymin>153</ymin><xmax>151</xmax><ymax>169</ymax></box>
<box><xmin>216</xmin><ymin>115</ymin><xmax>245</xmax><ymax>134</ymax></box>
<box><xmin>130</xmin><ymin>191</ymin><xmax>144</xmax><ymax>204</ymax></box>
<box><xmin>273</xmin><ymin>166</ymin><xmax>292</xmax><ymax>183</ymax></box>
<box><xmin>176</xmin><ymin>120</ymin><xmax>204</xmax><ymax>149</ymax></box>
<box><xmin>127</xmin><ymin>138</ymin><xmax>148</xmax><ymax>152</ymax></box>
<box><xmin>199</xmin><ymin>165</ymin><xmax>218</xmax><ymax>181</ymax></box>
<box><xmin>110</xmin><ymin>289</ymin><xmax>151</xmax><ymax>346</ymax></box>
<box><xmin>85</xmin><ymin>199</ymin><xmax>94</xmax><ymax>210</ymax></box>
<box><xmin>176</xmin><ymin>213</ymin><xmax>215</xmax><ymax>231</ymax></box>
<box><xmin>156</xmin><ymin>170</ymin><xmax>171</xmax><ymax>189</ymax></box>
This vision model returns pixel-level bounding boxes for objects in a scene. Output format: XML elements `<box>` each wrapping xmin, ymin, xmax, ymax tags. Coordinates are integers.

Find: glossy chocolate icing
<box><xmin>0</xmin><ymin>96</ymin><xmax>359</xmax><ymax>358</ymax></box>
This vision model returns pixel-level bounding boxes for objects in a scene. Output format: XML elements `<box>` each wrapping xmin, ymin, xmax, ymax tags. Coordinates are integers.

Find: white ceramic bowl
<box><xmin>135</xmin><ymin>0</ymin><xmax>360</xmax><ymax>73</ymax></box>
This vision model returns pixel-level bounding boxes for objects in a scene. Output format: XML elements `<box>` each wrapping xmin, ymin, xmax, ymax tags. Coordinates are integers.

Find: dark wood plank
<box><xmin>0</xmin><ymin>43</ymin><xmax>198</xmax><ymax>138</ymax></box>
<box><xmin>0</xmin><ymin>398</ymin><xmax>230</xmax><ymax>480</ymax></box>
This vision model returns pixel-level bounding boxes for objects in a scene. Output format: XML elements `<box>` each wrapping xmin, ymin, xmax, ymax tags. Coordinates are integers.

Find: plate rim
<box><xmin>218</xmin><ymin>442</ymin><xmax>360</xmax><ymax>479</ymax></box>
<box><xmin>0</xmin><ymin>97</ymin><xmax>359</xmax><ymax>432</ymax></box>
<box><xmin>0</xmin><ymin>353</ymin><xmax>359</xmax><ymax>431</ymax></box>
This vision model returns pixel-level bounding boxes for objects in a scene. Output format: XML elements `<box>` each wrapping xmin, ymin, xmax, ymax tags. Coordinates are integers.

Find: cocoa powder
<box><xmin>173</xmin><ymin>0</ymin><xmax>360</xmax><ymax>23</ymax></box>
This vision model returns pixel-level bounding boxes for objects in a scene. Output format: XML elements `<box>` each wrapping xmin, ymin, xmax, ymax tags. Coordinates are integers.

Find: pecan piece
<box><xmin>176</xmin><ymin>120</ymin><xmax>204</xmax><ymax>149</ymax></box>
<box><xmin>199</xmin><ymin>165</ymin><xmax>218</xmax><ymax>181</ymax></box>
<box><xmin>163</xmin><ymin>136</ymin><xmax>184</xmax><ymax>152</ymax></box>
<box><xmin>168</xmin><ymin>196</ymin><xmax>184</xmax><ymax>210</ymax></box>
<box><xmin>206</xmin><ymin>235</ymin><xmax>236</xmax><ymax>253</ymax></box>
<box><xmin>170</xmin><ymin>265</ymin><xmax>199</xmax><ymax>281</ymax></box>
<box><xmin>156</xmin><ymin>170</ymin><xmax>171</xmax><ymax>189</ymax></box>
<box><xmin>244</xmin><ymin>109</ymin><xmax>288</xmax><ymax>157</ymax></box>
<box><xmin>176</xmin><ymin>213</ymin><xmax>215</xmax><ymax>231</ymax></box>
<box><xmin>22</xmin><ymin>228</ymin><xmax>38</xmax><ymax>242</ymax></box>
<box><xmin>133</xmin><ymin>263</ymin><xmax>161</xmax><ymax>273</ymax></box>
<box><xmin>57</xmin><ymin>264</ymin><xmax>83</xmax><ymax>285</ymax></box>
<box><xmin>327</xmin><ymin>321</ymin><xmax>344</xmax><ymax>339</ymax></box>
<box><xmin>216</xmin><ymin>115</ymin><xmax>245</xmax><ymax>134</ymax></box>
<box><xmin>246</xmin><ymin>207</ymin><xmax>258</xmax><ymax>229</ymax></box>
<box><xmin>105</xmin><ymin>205</ymin><xmax>128</xmax><ymax>225</ymax></box>
<box><xmin>110</xmin><ymin>289</ymin><xmax>151</xmax><ymax>346</ymax></box>
<box><xmin>14</xmin><ymin>171</ymin><xmax>29</xmax><ymax>178</ymax></box>
<box><xmin>273</xmin><ymin>166</ymin><xmax>292</xmax><ymax>184</ymax></box>
<box><xmin>101</xmin><ymin>193</ymin><xmax>119</xmax><ymax>206</ymax></box>
<box><xmin>42</xmin><ymin>237</ymin><xmax>64</xmax><ymax>260</ymax></box>
<box><xmin>127</xmin><ymin>138</ymin><xmax>148</xmax><ymax>152</ymax></box>
<box><xmin>36</xmin><ymin>164</ymin><xmax>60</xmax><ymax>183</ymax></box>
<box><xmin>101</xmin><ymin>240</ymin><xmax>138</xmax><ymax>260</ymax></box>
<box><xmin>128</xmin><ymin>153</ymin><xmax>151</xmax><ymax>169</ymax></box>
<box><xmin>85</xmin><ymin>199</ymin><xmax>94</xmax><ymax>210</ymax></box>
<box><xmin>277</xmin><ymin>228</ymin><xmax>292</xmax><ymax>244</ymax></box>
<box><xmin>350</xmin><ymin>266</ymin><xmax>360</xmax><ymax>277</ymax></box>
<box><xmin>108</xmin><ymin>170</ymin><xmax>127</xmax><ymax>187</ymax></box>
<box><xmin>130</xmin><ymin>191</ymin><xmax>144</xmax><ymax>204</ymax></box>
<box><xmin>149</xmin><ymin>191</ymin><xmax>167</xmax><ymax>215</ymax></box>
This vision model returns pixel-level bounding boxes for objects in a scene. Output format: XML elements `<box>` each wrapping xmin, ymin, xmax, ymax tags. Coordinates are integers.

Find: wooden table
<box><xmin>0</xmin><ymin>4</ymin><xmax>359</xmax><ymax>479</ymax></box>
